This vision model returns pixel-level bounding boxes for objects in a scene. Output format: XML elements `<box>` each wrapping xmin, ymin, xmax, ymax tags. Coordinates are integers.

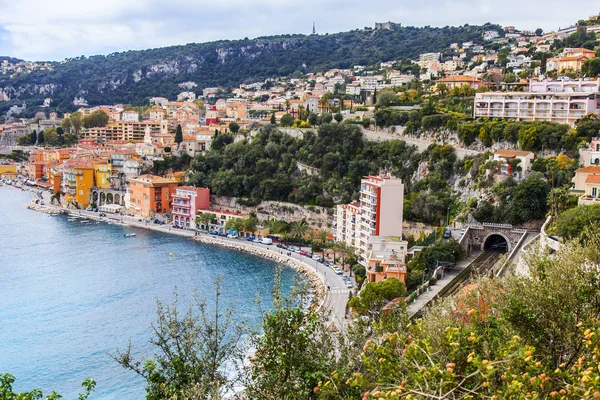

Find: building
<box><xmin>83</xmin><ymin>120</ymin><xmax>169</xmax><ymax>142</ymax></box>
<box><xmin>493</xmin><ymin>150</ymin><xmax>535</xmax><ymax>177</ymax></box>
<box><xmin>63</xmin><ymin>160</ymin><xmax>95</xmax><ymax>208</ymax></box>
<box><xmin>556</xmin><ymin>48</ymin><xmax>596</xmax><ymax>73</ymax></box>
<box><xmin>128</xmin><ymin>175</ymin><xmax>178</xmax><ymax>218</ymax></box>
<box><xmin>474</xmin><ymin>79</ymin><xmax>600</xmax><ymax>127</ymax></box>
<box><xmin>121</xmin><ymin>110</ymin><xmax>139</xmax><ymax>122</ymax></box>
<box><xmin>171</xmin><ymin>186</ymin><xmax>211</xmax><ymax>228</ymax></box>
<box><xmin>27</xmin><ymin>162</ymin><xmax>46</xmax><ymax>180</ymax></box>
<box><xmin>364</xmin><ymin>236</ymin><xmax>408</xmax><ymax>284</ymax></box>
<box><xmin>0</xmin><ymin>164</ymin><xmax>17</xmax><ymax>179</ymax></box>
<box><xmin>419</xmin><ymin>52</ymin><xmax>441</xmax><ymax>62</ymax></box>
<box><xmin>579</xmin><ymin>175</ymin><xmax>600</xmax><ymax>205</ymax></box>
<box><xmin>334</xmin><ymin>201</ymin><xmax>361</xmax><ymax>250</ymax></box>
<box><xmin>197</xmin><ymin>209</ymin><xmax>249</xmax><ymax>229</ymax></box>
<box><xmin>335</xmin><ymin>175</ymin><xmax>405</xmax><ymax>263</ymax></box>
<box><xmin>579</xmin><ymin>137</ymin><xmax>600</xmax><ymax>167</ymax></box>
<box><xmin>572</xmin><ymin>165</ymin><xmax>600</xmax><ymax>194</ymax></box>
<box><xmin>93</xmin><ymin>160</ymin><xmax>112</xmax><ymax>189</ymax></box>
<box><xmin>436</xmin><ymin>75</ymin><xmax>486</xmax><ymax>90</ymax></box>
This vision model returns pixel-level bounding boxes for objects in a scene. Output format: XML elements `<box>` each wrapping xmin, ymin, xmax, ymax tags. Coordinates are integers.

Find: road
<box><xmin>361</xmin><ymin>129</ymin><xmax>482</xmax><ymax>159</ymax></box>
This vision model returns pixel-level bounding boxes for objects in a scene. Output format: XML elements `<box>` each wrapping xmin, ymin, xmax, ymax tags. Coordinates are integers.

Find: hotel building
<box><xmin>474</xmin><ymin>79</ymin><xmax>600</xmax><ymax>127</ymax></box>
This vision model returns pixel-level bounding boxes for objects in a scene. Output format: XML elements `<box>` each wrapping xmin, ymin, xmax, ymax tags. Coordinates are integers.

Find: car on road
<box><xmin>227</xmin><ymin>234</ymin><xmax>238</xmax><ymax>239</ymax></box>
<box><xmin>209</xmin><ymin>231</ymin><xmax>219</xmax><ymax>235</ymax></box>
<box><xmin>276</xmin><ymin>243</ymin><xmax>284</xmax><ymax>248</ymax></box>
<box><xmin>333</xmin><ymin>267</ymin><xmax>343</xmax><ymax>275</ymax></box>
<box><xmin>460</xmin><ymin>228</ymin><xmax>466</xmax><ymax>235</ymax></box>
<box><xmin>443</xmin><ymin>227</ymin><xmax>452</xmax><ymax>239</ymax></box>
<box><xmin>312</xmin><ymin>254</ymin><xmax>321</xmax><ymax>261</ymax></box>
<box><xmin>300</xmin><ymin>250</ymin><xmax>308</xmax><ymax>256</ymax></box>
<box><xmin>345</xmin><ymin>280</ymin><xmax>354</xmax><ymax>289</ymax></box>
<box><xmin>342</xmin><ymin>276</ymin><xmax>350</xmax><ymax>282</ymax></box>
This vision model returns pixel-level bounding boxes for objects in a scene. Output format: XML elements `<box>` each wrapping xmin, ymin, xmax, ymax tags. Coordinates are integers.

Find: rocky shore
<box><xmin>195</xmin><ymin>235</ymin><xmax>326</xmax><ymax>311</ymax></box>
<box><xmin>26</xmin><ymin>199</ymin><xmax>66</xmax><ymax>215</ymax></box>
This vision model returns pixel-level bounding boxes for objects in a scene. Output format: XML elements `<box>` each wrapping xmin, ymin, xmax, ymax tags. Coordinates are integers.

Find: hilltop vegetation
<box><xmin>0</xmin><ymin>24</ymin><xmax>497</xmax><ymax>112</ymax></box>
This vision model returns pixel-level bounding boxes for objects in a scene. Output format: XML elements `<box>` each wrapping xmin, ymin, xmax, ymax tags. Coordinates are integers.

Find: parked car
<box><xmin>227</xmin><ymin>234</ymin><xmax>238</xmax><ymax>239</ymax></box>
<box><xmin>209</xmin><ymin>231</ymin><xmax>219</xmax><ymax>235</ymax></box>
<box><xmin>247</xmin><ymin>236</ymin><xmax>255</xmax><ymax>242</ymax></box>
<box><xmin>460</xmin><ymin>228</ymin><xmax>466</xmax><ymax>235</ymax></box>
<box><xmin>342</xmin><ymin>276</ymin><xmax>351</xmax><ymax>282</ymax></box>
<box><xmin>294</xmin><ymin>248</ymin><xmax>301</xmax><ymax>253</ymax></box>
<box><xmin>345</xmin><ymin>281</ymin><xmax>354</xmax><ymax>289</ymax></box>
<box><xmin>219</xmin><ymin>232</ymin><xmax>228</xmax><ymax>237</ymax></box>
<box><xmin>276</xmin><ymin>243</ymin><xmax>284</xmax><ymax>248</ymax></box>
<box><xmin>312</xmin><ymin>255</ymin><xmax>321</xmax><ymax>261</ymax></box>
<box><xmin>261</xmin><ymin>237</ymin><xmax>273</xmax><ymax>245</ymax></box>
<box><xmin>299</xmin><ymin>250</ymin><xmax>308</xmax><ymax>256</ymax></box>
<box><xmin>333</xmin><ymin>267</ymin><xmax>343</xmax><ymax>275</ymax></box>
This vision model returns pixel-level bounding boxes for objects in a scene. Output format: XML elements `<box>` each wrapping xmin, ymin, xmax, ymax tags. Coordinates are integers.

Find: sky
<box><xmin>0</xmin><ymin>0</ymin><xmax>597</xmax><ymax>61</ymax></box>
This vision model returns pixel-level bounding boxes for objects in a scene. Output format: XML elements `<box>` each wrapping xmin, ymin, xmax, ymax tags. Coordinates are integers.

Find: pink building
<box><xmin>171</xmin><ymin>186</ymin><xmax>210</xmax><ymax>228</ymax></box>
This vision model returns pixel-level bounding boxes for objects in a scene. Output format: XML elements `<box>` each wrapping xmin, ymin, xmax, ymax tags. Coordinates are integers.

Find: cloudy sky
<box><xmin>0</xmin><ymin>0</ymin><xmax>597</xmax><ymax>61</ymax></box>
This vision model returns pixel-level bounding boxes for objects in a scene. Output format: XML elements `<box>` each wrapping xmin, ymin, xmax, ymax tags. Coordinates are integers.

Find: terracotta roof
<box><xmin>576</xmin><ymin>166</ymin><xmax>600</xmax><ymax>173</ymax></box>
<box><xmin>494</xmin><ymin>150</ymin><xmax>534</xmax><ymax>157</ymax></box>
<box><xmin>437</xmin><ymin>75</ymin><xmax>482</xmax><ymax>83</ymax></box>
<box><xmin>585</xmin><ymin>174</ymin><xmax>600</xmax><ymax>184</ymax></box>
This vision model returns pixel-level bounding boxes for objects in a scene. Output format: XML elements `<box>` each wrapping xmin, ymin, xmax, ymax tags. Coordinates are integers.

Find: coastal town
<box><xmin>3</xmin><ymin>7</ymin><xmax>600</xmax><ymax>400</ymax></box>
<box><xmin>2</xmin><ymin>13</ymin><xmax>600</xmax><ymax>299</ymax></box>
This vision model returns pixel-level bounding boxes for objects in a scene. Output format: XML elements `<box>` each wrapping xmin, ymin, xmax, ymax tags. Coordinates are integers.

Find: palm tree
<box><xmin>290</xmin><ymin>219</ymin><xmax>309</xmax><ymax>239</ymax></box>
<box><xmin>316</xmin><ymin>229</ymin><xmax>329</xmax><ymax>259</ymax></box>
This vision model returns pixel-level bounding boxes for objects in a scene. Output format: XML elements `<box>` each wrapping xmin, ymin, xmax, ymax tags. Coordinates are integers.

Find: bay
<box><xmin>0</xmin><ymin>186</ymin><xmax>298</xmax><ymax>399</ymax></box>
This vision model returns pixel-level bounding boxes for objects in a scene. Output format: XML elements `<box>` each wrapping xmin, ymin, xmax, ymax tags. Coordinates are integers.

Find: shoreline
<box><xmin>7</xmin><ymin>183</ymin><xmax>328</xmax><ymax>313</ymax></box>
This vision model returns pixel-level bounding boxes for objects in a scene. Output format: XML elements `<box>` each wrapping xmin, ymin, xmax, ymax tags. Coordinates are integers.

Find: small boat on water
<box><xmin>124</xmin><ymin>233</ymin><xmax>136</xmax><ymax>237</ymax></box>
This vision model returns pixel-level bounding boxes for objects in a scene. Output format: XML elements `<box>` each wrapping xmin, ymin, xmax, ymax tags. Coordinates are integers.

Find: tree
<box><xmin>175</xmin><ymin>124</ymin><xmax>183</xmax><ymax>147</ymax></box>
<box><xmin>435</xmin><ymin>82</ymin><xmax>449</xmax><ymax>97</ymax></box>
<box><xmin>195</xmin><ymin>212</ymin><xmax>217</xmax><ymax>229</ymax></box>
<box><xmin>17</xmin><ymin>135</ymin><xmax>31</xmax><ymax>146</ymax></box>
<box><xmin>270</xmin><ymin>113</ymin><xmax>276</xmax><ymax>125</ymax></box>
<box><xmin>61</xmin><ymin>117</ymin><xmax>72</xmax><ymax>133</ymax></box>
<box><xmin>83</xmin><ymin>110</ymin><xmax>109</xmax><ymax>129</ymax></box>
<box><xmin>113</xmin><ymin>282</ymin><xmax>247</xmax><ymax>400</ymax></box>
<box><xmin>30</xmin><ymin>130</ymin><xmax>37</xmax><ymax>145</ymax></box>
<box><xmin>70</xmin><ymin>112</ymin><xmax>83</xmax><ymax>134</ymax></box>
<box><xmin>377</xmin><ymin>90</ymin><xmax>398</xmax><ymax>107</ymax></box>
<box><xmin>582</xmin><ymin>57</ymin><xmax>600</xmax><ymax>76</ymax></box>
<box><xmin>37</xmin><ymin>130</ymin><xmax>45</xmax><ymax>145</ymax></box>
<box><xmin>334</xmin><ymin>112</ymin><xmax>343</xmax><ymax>123</ymax></box>
<box><xmin>289</xmin><ymin>219</ymin><xmax>309</xmax><ymax>239</ymax></box>
<box><xmin>308</xmin><ymin>112</ymin><xmax>318</xmax><ymax>126</ymax></box>
<box><xmin>535</xmin><ymin>28</ymin><xmax>543</xmax><ymax>36</ymax></box>
<box><xmin>348</xmin><ymin>278</ymin><xmax>405</xmax><ymax>315</ymax></box>
<box><xmin>280</xmin><ymin>113</ymin><xmax>294</xmax><ymax>127</ymax></box>
<box><xmin>509</xmin><ymin>172</ymin><xmax>550</xmax><ymax>224</ymax></box>
<box><xmin>555</xmin><ymin>204</ymin><xmax>600</xmax><ymax>240</ymax></box>
<box><xmin>321</xmin><ymin>113</ymin><xmax>333</xmax><ymax>124</ymax></box>
<box><xmin>0</xmin><ymin>373</ymin><xmax>95</xmax><ymax>400</ymax></box>
<box><xmin>228</xmin><ymin>121</ymin><xmax>240</xmax><ymax>134</ymax></box>
<box><xmin>245</xmin><ymin>276</ymin><xmax>334</xmax><ymax>399</ymax></box>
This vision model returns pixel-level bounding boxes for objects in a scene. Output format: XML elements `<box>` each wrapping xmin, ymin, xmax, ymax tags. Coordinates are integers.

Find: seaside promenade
<box><xmin>23</xmin><ymin>186</ymin><xmax>351</xmax><ymax>331</ymax></box>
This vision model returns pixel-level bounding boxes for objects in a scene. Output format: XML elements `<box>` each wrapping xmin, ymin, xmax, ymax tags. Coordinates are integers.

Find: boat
<box><xmin>124</xmin><ymin>233</ymin><xmax>136</xmax><ymax>237</ymax></box>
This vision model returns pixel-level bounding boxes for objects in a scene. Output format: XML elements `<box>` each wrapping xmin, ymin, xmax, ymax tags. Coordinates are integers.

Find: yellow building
<box><xmin>63</xmin><ymin>160</ymin><xmax>95</xmax><ymax>208</ymax></box>
<box><xmin>0</xmin><ymin>164</ymin><xmax>17</xmax><ymax>179</ymax></box>
<box><xmin>93</xmin><ymin>160</ymin><xmax>113</xmax><ymax>189</ymax></box>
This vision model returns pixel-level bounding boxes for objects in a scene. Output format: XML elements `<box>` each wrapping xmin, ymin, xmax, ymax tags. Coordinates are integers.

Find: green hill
<box><xmin>0</xmin><ymin>23</ymin><xmax>499</xmax><ymax>112</ymax></box>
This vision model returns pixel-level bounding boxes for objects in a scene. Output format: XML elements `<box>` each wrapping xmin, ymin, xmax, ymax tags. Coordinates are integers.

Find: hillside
<box><xmin>0</xmin><ymin>23</ymin><xmax>499</xmax><ymax>112</ymax></box>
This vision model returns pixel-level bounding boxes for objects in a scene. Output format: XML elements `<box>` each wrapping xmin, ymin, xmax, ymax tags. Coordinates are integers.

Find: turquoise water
<box><xmin>0</xmin><ymin>186</ymin><xmax>298</xmax><ymax>399</ymax></box>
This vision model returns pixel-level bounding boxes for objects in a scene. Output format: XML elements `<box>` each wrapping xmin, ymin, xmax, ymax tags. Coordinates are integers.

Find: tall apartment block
<box><xmin>335</xmin><ymin>175</ymin><xmax>405</xmax><ymax>261</ymax></box>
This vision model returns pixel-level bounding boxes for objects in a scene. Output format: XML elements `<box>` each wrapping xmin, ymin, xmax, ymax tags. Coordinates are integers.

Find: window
<box><xmin>79</xmin><ymin>190</ymin><xmax>83</xmax><ymax>195</ymax></box>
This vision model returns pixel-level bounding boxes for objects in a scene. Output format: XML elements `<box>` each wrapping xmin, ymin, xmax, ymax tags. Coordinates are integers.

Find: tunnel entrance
<box><xmin>483</xmin><ymin>234</ymin><xmax>508</xmax><ymax>253</ymax></box>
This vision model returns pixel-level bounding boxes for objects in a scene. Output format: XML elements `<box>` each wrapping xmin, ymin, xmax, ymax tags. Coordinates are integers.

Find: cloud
<box><xmin>0</xmin><ymin>0</ymin><xmax>597</xmax><ymax>61</ymax></box>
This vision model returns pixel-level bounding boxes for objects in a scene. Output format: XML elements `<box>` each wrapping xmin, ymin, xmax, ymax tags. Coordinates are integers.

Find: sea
<box><xmin>0</xmin><ymin>186</ymin><xmax>299</xmax><ymax>399</ymax></box>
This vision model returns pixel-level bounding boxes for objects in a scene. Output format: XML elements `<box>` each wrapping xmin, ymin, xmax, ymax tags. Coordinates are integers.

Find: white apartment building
<box><xmin>419</xmin><ymin>52</ymin><xmax>441</xmax><ymax>62</ymax></box>
<box><xmin>474</xmin><ymin>79</ymin><xmax>600</xmax><ymax>127</ymax></box>
<box><xmin>334</xmin><ymin>175</ymin><xmax>404</xmax><ymax>263</ymax></box>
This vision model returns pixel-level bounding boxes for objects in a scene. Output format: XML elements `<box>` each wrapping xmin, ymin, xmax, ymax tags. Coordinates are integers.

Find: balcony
<box><xmin>579</xmin><ymin>195</ymin><xmax>600</xmax><ymax>206</ymax></box>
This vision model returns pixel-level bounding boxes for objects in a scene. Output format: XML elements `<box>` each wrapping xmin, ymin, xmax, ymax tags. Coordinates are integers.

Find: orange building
<box><xmin>63</xmin><ymin>160</ymin><xmax>95</xmax><ymax>208</ymax></box>
<box><xmin>27</xmin><ymin>162</ymin><xmax>46</xmax><ymax>180</ymax></box>
<box><xmin>129</xmin><ymin>175</ymin><xmax>178</xmax><ymax>218</ymax></box>
<box><xmin>364</xmin><ymin>237</ymin><xmax>408</xmax><ymax>285</ymax></box>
